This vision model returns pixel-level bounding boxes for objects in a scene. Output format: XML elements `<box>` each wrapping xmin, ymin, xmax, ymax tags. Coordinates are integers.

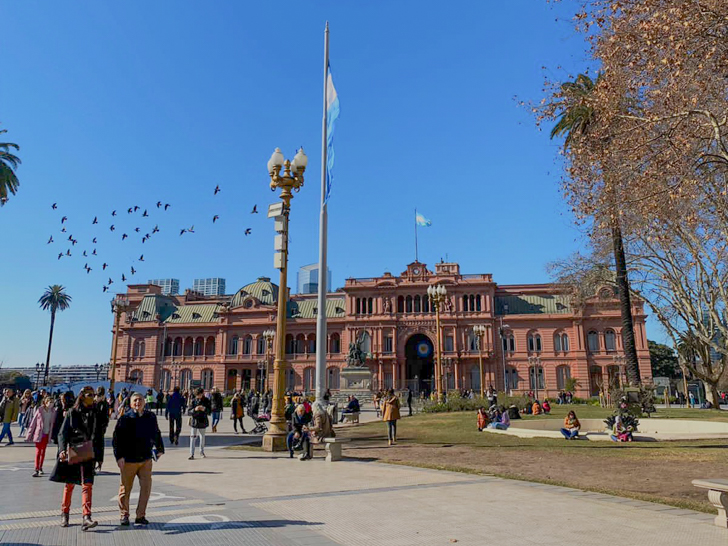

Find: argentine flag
<box><xmin>325</xmin><ymin>62</ymin><xmax>340</xmax><ymax>203</ymax></box>
<box><xmin>416</xmin><ymin>213</ymin><xmax>432</xmax><ymax>227</ymax></box>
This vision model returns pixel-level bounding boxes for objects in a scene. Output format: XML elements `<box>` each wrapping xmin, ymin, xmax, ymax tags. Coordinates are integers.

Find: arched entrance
<box><xmin>405</xmin><ymin>334</ymin><xmax>434</xmax><ymax>396</ymax></box>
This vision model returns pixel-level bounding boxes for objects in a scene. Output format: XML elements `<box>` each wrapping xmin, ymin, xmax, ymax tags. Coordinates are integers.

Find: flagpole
<box><xmin>414</xmin><ymin>208</ymin><xmax>419</xmax><ymax>262</ymax></box>
<box><xmin>315</xmin><ymin>22</ymin><xmax>330</xmax><ymax>404</ymax></box>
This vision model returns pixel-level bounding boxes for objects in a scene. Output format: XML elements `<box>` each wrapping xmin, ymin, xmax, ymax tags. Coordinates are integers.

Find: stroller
<box><xmin>251</xmin><ymin>412</ymin><xmax>270</xmax><ymax>434</ymax></box>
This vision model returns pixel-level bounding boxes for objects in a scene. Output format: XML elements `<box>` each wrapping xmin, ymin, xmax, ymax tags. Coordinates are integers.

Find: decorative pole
<box><xmin>473</xmin><ymin>325</ymin><xmax>486</xmax><ymax>398</ymax></box>
<box><xmin>109</xmin><ymin>294</ymin><xmax>129</xmax><ymax>396</ymax></box>
<box><xmin>428</xmin><ymin>284</ymin><xmax>447</xmax><ymax>402</ymax></box>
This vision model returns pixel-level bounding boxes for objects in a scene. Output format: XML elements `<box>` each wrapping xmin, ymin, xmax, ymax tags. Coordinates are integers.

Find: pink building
<box><xmin>110</xmin><ymin>261</ymin><xmax>651</xmax><ymax>399</ymax></box>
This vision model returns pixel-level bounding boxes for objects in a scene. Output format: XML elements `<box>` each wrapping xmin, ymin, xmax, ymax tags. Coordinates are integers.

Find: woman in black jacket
<box><xmin>93</xmin><ymin>386</ymin><xmax>110</xmax><ymax>473</ymax></box>
<box><xmin>187</xmin><ymin>388</ymin><xmax>211</xmax><ymax>460</ymax></box>
<box><xmin>50</xmin><ymin>387</ymin><xmax>98</xmax><ymax>531</ymax></box>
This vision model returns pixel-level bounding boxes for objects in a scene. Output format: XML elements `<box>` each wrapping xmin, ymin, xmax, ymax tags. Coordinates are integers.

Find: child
<box><xmin>477</xmin><ymin>407</ymin><xmax>489</xmax><ymax>432</ymax></box>
<box><xmin>542</xmin><ymin>399</ymin><xmax>551</xmax><ymax>414</ymax></box>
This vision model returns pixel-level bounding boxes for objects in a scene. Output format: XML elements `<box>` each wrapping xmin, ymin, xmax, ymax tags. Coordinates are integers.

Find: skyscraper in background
<box><xmin>148</xmin><ymin>278</ymin><xmax>180</xmax><ymax>295</ymax></box>
<box><xmin>192</xmin><ymin>278</ymin><xmax>226</xmax><ymax>296</ymax></box>
<box><xmin>297</xmin><ymin>264</ymin><xmax>332</xmax><ymax>294</ymax></box>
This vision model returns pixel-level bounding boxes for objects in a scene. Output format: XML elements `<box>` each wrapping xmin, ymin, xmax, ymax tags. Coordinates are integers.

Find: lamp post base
<box><xmin>262</xmin><ymin>430</ymin><xmax>288</xmax><ymax>452</ymax></box>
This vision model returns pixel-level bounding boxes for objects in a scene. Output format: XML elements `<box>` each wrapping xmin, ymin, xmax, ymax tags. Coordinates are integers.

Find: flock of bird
<box><xmin>48</xmin><ymin>186</ymin><xmax>259</xmax><ymax>292</ymax></box>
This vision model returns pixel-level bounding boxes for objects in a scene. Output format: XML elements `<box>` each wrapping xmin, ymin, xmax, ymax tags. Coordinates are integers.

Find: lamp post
<box><xmin>473</xmin><ymin>325</ymin><xmax>487</xmax><ymax>397</ymax></box>
<box><xmin>499</xmin><ymin>314</ymin><xmax>510</xmax><ymax>394</ymax></box>
<box><xmin>171</xmin><ymin>361</ymin><xmax>180</xmax><ymax>389</ymax></box>
<box><xmin>35</xmin><ymin>362</ymin><xmax>43</xmax><ymax>390</ymax></box>
<box><xmin>528</xmin><ymin>355</ymin><xmax>543</xmax><ymax>401</ymax></box>
<box><xmin>110</xmin><ymin>295</ymin><xmax>130</xmax><ymax>396</ymax></box>
<box><xmin>94</xmin><ymin>363</ymin><xmax>102</xmax><ymax>382</ymax></box>
<box><xmin>427</xmin><ymin>284</ymin><xmax>448</xmax><ymax>401</ymax></box>
<box><xmin>263</xmin><ymin>147</ymin><xmax>307</xmax><ymax>452</ymax></box>
<box><xmin>263</xmin><ymin>329</ymin><xmax>275</xmax><ymax>393</ymax></box>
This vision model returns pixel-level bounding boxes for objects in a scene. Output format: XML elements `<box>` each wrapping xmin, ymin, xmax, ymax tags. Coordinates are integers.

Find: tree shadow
<box><xmin>157</xmin><ymin>518</ymin><xmax>323</xmax><ymax>535</ymax></box>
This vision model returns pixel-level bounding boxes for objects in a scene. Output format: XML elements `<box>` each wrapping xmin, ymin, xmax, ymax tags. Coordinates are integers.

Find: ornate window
<box><xmin>561</xmin><ymin>334</ymin><xmax>570</xmax><ymax>352</ymax></box>
<box><xmin>303</xmin><ymin>367</ymin><xmax>315</xmax><ymax>392</ymax></box>
<box><xmin>242</xmin><ymin>335</ymin><xmax>253</xmax><ymax>355</ymax></box>
<box><xmin>414</xmin><ymin>295</ymin><xmax>421</xmax><ymax>313</ymax></box>
<box><xmin>330</xmin><ymin>333</ymin><xmax>341</xmax><ymax>354</ymax></box>
<box><xmin>556</xmin><ymin>365</ymin><xmax>571</xmax><ymax>390</ymax></box>
<box><xmin>201</xmin><ymin>369</ymin><xmax>214</xmax><ymax>391</ymax></box>
<box><xmin>205</xmin><ymin>336</ymin><xmax>215</xmax><ymax>356</ymax></box>
<box><xmin>502</xmin><ymin>333</ymin><xmax>515</xmax><ymax>352</ymax></box>
<box><xmin>444</xmin><ymin>335</ymin><xmax>454</xmax><ymax>352</ymax></box>
<box><xmin>183</xmin><ymin>337</ymin><xmax>193</xmax><ymax>356</ymax></box>
<box><xmin>529</xmin><ymin>366</ymin><xmax>545</xmax><ymax>390</ymax></box>
<box><xmin>256</xmin><ymin>336</ymin><xmax>265</xmax><ymax>355</ymax></box>
<box><xmin>527</xmin><ymin>332</ymin><xmax>542</xmax><ymax>353</ymax></box>
<box><xmin>327</xmin><ymin>367</ymin><xmax>340</xmax><ymax>390</ymax></box>
<box><xmin>505</xmin><ymin>367</ymin><xmax>518</xmax><ymax>390</ymax></box>
<box><xmin>129</xmin><ymin>369</ymin><xmax>143</xmax><ymax>384</ymax></box>
<box><xmin>308</xmin><ymin>334</ymin><xmax>316</xmax><ymax>354</ymax></box>
<box><xmin>587</xmin><ymin>331</ymin><xmax>599</xmax><ymax>353</ymax></box>
<box><xmin>397</xmin><ymin>296</ymin><xmax>404</xmax><ymax>313</ymax></box>
<box><xmin>194</xmin><ymin>337</ymin><xmax>203</xmax><ymax>356</ymax></box>
<box><xmin>605</xmin><ymin>329</ymin><xmax>616</xmax><ymax>351</ymax></box>
<box><xmin>406</xmin><ymin>295</ymin><xmax>413</xmax><ymax>313</ymax></box>
<box><xmin>228</xmin><ymin>335</ymin><xmax>239</xmax><ymax>355</ymax></box>
<box><xmin>173</xmin><ymin>337</ymin><xmax>182</xmax><ymax>357</ymax></box>
<box><xmin>180</xmin><ymin>369</ymin><xmax>192</xmax><ymax>391</ymax></box>
<box><xmin>383</xmin><ymin>335</ymin><xmax>393</xmax><ymax>353</ymax></box>
<box><xmin>160</xmin><ymin>369</ymin><xmax>171</xmax><ymax>391</ymax></box>
<box><xmin>285</xmin><ymin>334</ymin><xmax>295</xmax><ymax>354</ymax></box>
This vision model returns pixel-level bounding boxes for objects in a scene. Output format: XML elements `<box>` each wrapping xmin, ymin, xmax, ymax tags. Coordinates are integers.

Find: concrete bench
<box><xmin>341</xmin><ymin>412</ymin><xmax>360</xmax><ymax>424</ymax></box>
<box><xmin>324</xmin><ymin>437</ymin><xmax>351</xmax><ymax>462</ymax></box>
<box><xmin>693</xmin><ymin>479</ymin><xmax>728</xmax><ymax>527</ymax></box>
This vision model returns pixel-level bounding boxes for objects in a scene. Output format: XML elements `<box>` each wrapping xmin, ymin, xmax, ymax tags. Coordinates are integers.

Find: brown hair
<box><xmin>73</xmin><ymin>386</ymin><xmax>95</xmax><ymax>410</ymax></box>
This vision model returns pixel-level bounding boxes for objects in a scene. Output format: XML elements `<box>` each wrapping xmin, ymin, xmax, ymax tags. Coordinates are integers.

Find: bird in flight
<box><xmin>61</xmin><ymin>227</ymin><xmax>67</xmax><ymax>233</ymax></box>
<box><xmin>61</xmin><ymin>216</ymin><xmax>68</xmax><ymax>224</ymax></box>
<box><xmin>142</xmin><ymin>236</ymin><xmax>147</xmax><ymax>243</ymax></box>
<box><xmin>103</xmin><ymin>286</ymin><xmax>109</xmax><ymax>293</ymax></box>
<box><xmin>127</xmin><ymin>207</ymin><xmax>133</xmax><ymax>214</ymax></box>
<box><xmin>57</xmin><ymin>253</ymin><xmax>63</xmax><ymax>260</ymax></box>
<box><xmin>92</xmin><ymin>217</ymin><xmax>98</xmax><ymax>225</ymax></box>
<box><xmin>214</xmin><ymin>185</ymin><xmax>221</xmax><ymax>195</ymax></box>
<box><xmin>179</xmin><ymin>228</ymin><xmax>186</xmax><ymax>236</ymax></box>
<box><xmin>142</xmin><ymin>210</ymin><xmax>148</xmax><ymax>217</ymax></box>
<box><xmin>112</xmin><ymin>210</ymin><xmax>117</xmax><ymax>216</ymax></box>
<box><xmin>102</xmin><ymin>263</ymin><xmax>108</xmax><ymax>270</ymax></box>
<box><xmin>134</xmin><ymin>227</ymin><xmax>140</xmax><ymax>233</ymax></box>
<box><xmin>131</xmin><ymin>266</ymin><xmax>136</xmax><ymax>275</ymax></box>
<box><xmin>152</xmin><ymin>225</ymin><xmax>159</xmax><ymax>234</ymax></box>
<box><xmin>52</xmin><ymin>203</ymin><xmax>57</xmax><ymax>210</ymax></box>
<box><xmin>47</xmin><ymin>236</ymin><xmax>53</xmax><ymax>244</ymax></box>
<box><xmin>164</xmin><ymin>203</ymin><xmax>171</xmax><ymax>210</ymax></box>
<box><xmin>133</xmin><ymin>205</ymin><xmax>140</xmax><ymax>212</ymax></box>
<box><xmin>245</xmin><ymin>228</ymin><xmax>252</xmax><ymax>236</ymax></box>
<box><xmin>251</xmin><ymin>204</ymin><xmax>258</xmax><ymax>214</ymax></box>
<box><xmin>92</xmin><ymin>237</ymin><xmax>97</xmax><ymax>244</ymax></box>
<box><xmin>122</xmin><ymin>233</ymin><xmax>128</xmax><ymax>241</ymax></box>
<box><xmin>110</xmin><ymin>225</ymin><xmax>115</xmax><ymax>232</ymax></box>
<box><xmin>138</xmin><ymin>255</ymin><xmax>144</xmax><ymax>262</ymax></box>
<box><xmin>92</xmin><ymin>249</ymin><xmax>97</xmax><ymax>256</ymax></box>
<box><xmin>67</xmin><ymin>235</ymin><xmax>74</xmax><ymax>242</ymax></box>
<box><xmin>108</xmin><ymin>278</ymin><xmax>113</xmax><ymax>285</ymax></box>
<box><xmin>213</xmin><ymin>215</ymin><xmax>219</xmax><ymax>223</ymax></box>
<box><xmin>156</xmin><ymin>201</ymin><xmax>162</xmax><ymax>208</ymax></box>
<box><xmin>71</xmin><ymin>239</ymin><xmax>77</xmax><ymax>246</ymax></box>
<box><xmin>66</xmin><ymin>250</ymin><xmax>72</xmax><ymax>257</ymax></box>
<box><xmin>82</xmin><ymin>250</ymin><xmax>87</xmax><ymax>257</ymax></box>
<box><xmin>188</xmin><ymin>225</ymin><xmax>195</xmax><ymax>233</ymax></box>
<box><xmin>121</xmin><ymin>274</ymin><xmax>127</xmax><ymax>282</ymax></box>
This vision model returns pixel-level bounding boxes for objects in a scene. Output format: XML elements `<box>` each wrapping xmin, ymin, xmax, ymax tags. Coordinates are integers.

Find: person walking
<box><xmin>381</xmin><ymin>388</ymin><xmax>401</xmax><ymax>446</ymax></box>
<box><xmin>51</xmin><ymin>391</ymin><xmax>75</xmax><ymax>445</ymax></box>
<box><xmin>188</xmin><ymin>388</ymin><xmax>211</xmax><ymax>459</ymax></box>
<box><xmin>165</xmin><ymin>386</ymin><xmax>185</xmax><ymax>445</ymax></box>
<box><xmin>50</xmin><ymin>386</ymin><xmax>98</xmax><ymax>531</ymax></box>
<box><xmin>0</xmin><ymin>388</ymin><xmax>20</xmax><ymax>446</ymax></box>
<box><xmin>93</xmin><ymin>387</ymin><xmax>110</xmax><ymax>474</ymax></box>
<box><xmin>155</xmin><ymin>390</ymin><xmax>164</xmax><ymax>416</ymax></box>
<box><xmin>112</xmin><ymin>392</ymin><xmax>164</xmax><ymax>526</ymax></box>
<box><xmin>230</xmin><ymin>391</ymin><xmax>247</xmax><ymax>434</ymax></box>
<box><xmin>18</xmin><ymin>389</ymin><xmax>33</xmax><ymax>437</ymax></box>
<box><xmin>407</xmin><ymin>387</ymin><xmax>413</xmax><ymax>417</ymax></box>
<box><xmin>210</xmin><ymin>387</ymin><xmax>223</xmax><ymax>433</ymax></box>
<box><xmin>25</xmin><ymin>395</ymin><xmax>56</xmax><ymax>476</ymax></box>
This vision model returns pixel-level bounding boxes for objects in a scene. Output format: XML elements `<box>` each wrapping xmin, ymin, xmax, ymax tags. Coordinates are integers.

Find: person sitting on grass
<box><xmin>542</xmin><ymin>399</ymin><xmax>551</xmax><ymax>414</ymax></box>
<box><xmin>522</xmin><ymin>403</ymin><xmax>532</xmax><ymax>415</ymax></box>
<box><xmin>560</xmin><ymin>410</ymin><xmax>581</xmax><ymax>440</ymax></box>
<box><xmin>610</xmin><ymin>415</ymin><xmax>634</xmax><ymax>442</ymax></box>
<box><xmin>477</xmin><ymin>407</ymin><xmax>489</xmax><ymax>432</ymax></box>
<box><xmin>532</xmin><ymin>400</ymin><xmax>542</xmax><ymax>415</ymax></box>
<box><xmin>488</xmin><ymin>406</ymin><xmax>510</xmax><ymax>430</ymax></box>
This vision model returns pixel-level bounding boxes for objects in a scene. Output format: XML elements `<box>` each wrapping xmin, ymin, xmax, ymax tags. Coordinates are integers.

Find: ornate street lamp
<box><xmin>110</xmin><ymin>294</ymin><xmax>130</xmax><ymax>395</ymax></box>
<box><xmin>263</xmin><ymin>329</ymin><xmax>275</xmax><ymax>393</ymax></box>
<box><xmin>427</xmin><ymin>284</ymin><xmax>448</xmax><ymax>401</ymax></box>
<box><xmin>263</xmin><ymin>147</ymin><xmax>307</xmax><ymax>452</ymax></box>
<box><xmin>94</xmin><ymin>363</ymin><xmax>101</xmax><ymax>382</ymax></box>
<box><xmin>35</xmin><ymin>362</ymin><xmax>43</xmax><ymax>390</ymax></box>
<box><xmin>473</xmin><ymin>325</ymin><xmax>487</xmax><ymax>397</ymax></box>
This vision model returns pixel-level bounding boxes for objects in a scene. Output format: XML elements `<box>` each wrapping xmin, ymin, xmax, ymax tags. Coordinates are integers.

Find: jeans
<box><xmin>560</xmin><ymin>428</ymin><xmax>579</xmax><ymax>439</ymax></box>
<box><xmin>286</xmin><ymin>432</ymin><xmax>311</xmax><ymax>458</ymax></box>
<box><xmin>490</xmin><ymin>423</ymin><xmax>508</xmax><ymax>430</ymax></box>
<box><xmin>387</xmin><ymin>420</ymin><xmax>397</xmax><ymax>442</ymax></box>
<box><xmin>18</xmin><ymin>412</ymin><xmax>26</xmax><ymax>436</ymax></box>
<box><xmin>35</xmin><ymin>434</ymin><xmax>49</xmax><ymax>471</ymax></box>
<box><xmin>233</xmin><ymin>416</ymin><xmax>246</xmax><ymax>433</ymax></box>
<box><xmin>212</xmin><ymin>411</ymin><xmax>222</xmax><ymax>429</ymax></box>
<box><xmin>0</xmin><ymin>422</ymin><xmax>13</xmax><ymax>444</ymax></box>
<box><xmin>168</xmin><ymin>414</ymin><xmax>182</xmax><ymax>443</ymax></box>
<box><xmin>190</xmin><ymin>428</ymin><xmax>206</xmax><ymax>456</ymax></box>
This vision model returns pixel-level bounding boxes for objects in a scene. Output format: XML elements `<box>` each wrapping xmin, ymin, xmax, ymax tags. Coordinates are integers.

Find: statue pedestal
<box><xmin>340</xmin><ymin>366</ymin><xmax>373</xmax><ymax>391</ymax></box>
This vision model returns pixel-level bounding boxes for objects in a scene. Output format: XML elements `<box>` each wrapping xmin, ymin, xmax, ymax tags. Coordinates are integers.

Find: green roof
<box><xmin>288</xmin><ymin>298</ymin><xmax>346</xmax><ymax>319</ymax></box>
<box><xmin>495</xmin><ymin>294</ymin><xmax>571</xmax><ymax>315</ymax></box>
<box><xmin>231</xmin><ymin>277</ymin><xmax>278</xmax><ymax>307</ymax></box>
<box><xmin>131</xmin><ymin>294</ymin><xmax>177</xmax><ymax>322</ymax></box>
<box><xmin>163</xmin><ymin>303</ymin><xmax>222</xmax><ymax>324</ymax></box>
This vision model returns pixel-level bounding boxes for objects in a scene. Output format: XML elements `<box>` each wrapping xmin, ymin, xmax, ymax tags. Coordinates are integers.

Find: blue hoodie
<box><xmin>165</xmin><ymin>391</ymin><xmax>184</xmax><ymax>417</ymax></box>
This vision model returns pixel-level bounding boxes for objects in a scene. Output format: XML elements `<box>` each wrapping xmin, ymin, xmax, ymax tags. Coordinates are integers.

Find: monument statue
<box><xmin>346</xmin><ymin>332</ymin><xmax>367</xmax><ymax>367</ymax></box>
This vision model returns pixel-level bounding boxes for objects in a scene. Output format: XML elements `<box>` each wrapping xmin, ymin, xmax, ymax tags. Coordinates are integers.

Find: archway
<box><xmin>405</xmin><ymin>334</ymin><xmax>434</xmax><ymax>396</ymax></box>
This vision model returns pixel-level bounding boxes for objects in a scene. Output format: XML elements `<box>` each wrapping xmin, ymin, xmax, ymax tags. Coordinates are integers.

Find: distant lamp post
<box><xmin>473</xmin><ymin>325</ymin><xmax>487</xmax><ymax>397</ymax></box>
<box><xmin>499</xmin><ymin>312</ymin><xmax>511</xmax><ymax>394</ymax></box>
<box><xmin>264</xmin><ymin>147</ymin><xmax>307</xmax><ymax>452</ymax></box>
<box><xmin>427</xmin><ymin>284</ymin><xmax>448</xmax><ymax>401</ymax></box>
<box><xmin>35</xmin><ymin>362</ymin><xmax>43</xmax><ymax>390</ymax></box>
<box><xmin>110</xmin><ymin>294</ymin><xmax>130</xmax><ymax>395</ymax></box>
<box><xmin>263</xmin><ymin>329</ymin><xmax>275</xmax><ymax>393</ymax></box>
<box><xmin>528</xmin><ymin>355</ymin><xmax>543</xmax><ymax>401</ymax></box>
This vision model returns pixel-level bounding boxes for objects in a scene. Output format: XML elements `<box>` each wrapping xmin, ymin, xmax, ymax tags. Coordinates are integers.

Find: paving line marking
<box><xmin>0</xmin><ymin>499</ymin><xmax>206</xmax><ymax>523</ymax></box>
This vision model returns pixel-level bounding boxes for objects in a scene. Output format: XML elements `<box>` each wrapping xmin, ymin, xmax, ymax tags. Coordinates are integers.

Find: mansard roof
<box><xmin>131</xmin><ymin>294</ymin><xmax>177</xmax><ymax>323</ymax></box>
<box><xmin>163</xmin><ymin>303</ymin><xmax>222</xmax><ymax>324</ymax></box>
<box><xmin>288</xmin><ymin>297</ymin><xmax>346</xmax><ymax>319</ymax></box>
<box><xmin>231</xmin><ymin>277</ymin><xmax>279</xmax><ymax>307</ymax></box>
<box><xmin>494</xmin><ymin>294</ymin><xmax>571</xmax><ymax>315</ymax></box>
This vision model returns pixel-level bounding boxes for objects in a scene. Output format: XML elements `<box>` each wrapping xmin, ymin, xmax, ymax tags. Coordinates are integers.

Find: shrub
<box><xmin>223</xmin><ymin>395</ymin><xmax>233</xmax><ymax>407</ymax></box>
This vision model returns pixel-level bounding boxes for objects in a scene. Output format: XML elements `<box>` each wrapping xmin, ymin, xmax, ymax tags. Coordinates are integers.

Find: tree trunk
<box><xmin>612</xmin><ymin>221</ymin><xmax>641</xmax><ymax>385</ymax></box>
<box><xmin>44</xmin><ymin>310</ymin><xmax>55</xmax><ymax>384</ymax></box>
<box><xmin>706</xmin><ymin>383</ymin><xmax>721</xmax><ymax>409</ymax></box>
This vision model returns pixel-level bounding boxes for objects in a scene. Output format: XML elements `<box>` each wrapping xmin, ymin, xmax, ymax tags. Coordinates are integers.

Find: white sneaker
<box><xmin>201</xmin><ymin>452</ymin><xmax>206</xmax><ymax>458</ymax></box>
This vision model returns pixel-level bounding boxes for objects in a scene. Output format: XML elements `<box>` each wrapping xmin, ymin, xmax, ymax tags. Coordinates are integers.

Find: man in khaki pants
<box><xmin>112</xmin><ymin>392</ymin><xmax>164</xmax><ymax>526</ymax></box>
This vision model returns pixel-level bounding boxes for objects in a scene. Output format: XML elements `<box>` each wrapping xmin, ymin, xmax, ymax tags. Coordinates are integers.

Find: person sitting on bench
<box><xmin>339</xmin><ymin>396</ymin><xmax>360</xmax><ymax>423</ymax></box>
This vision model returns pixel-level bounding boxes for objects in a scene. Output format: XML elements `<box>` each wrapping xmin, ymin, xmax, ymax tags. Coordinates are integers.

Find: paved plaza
<box><xmin>0</xmin><ymin>408</ymin><xmax>726</xmax><ymax>545</ymax></box>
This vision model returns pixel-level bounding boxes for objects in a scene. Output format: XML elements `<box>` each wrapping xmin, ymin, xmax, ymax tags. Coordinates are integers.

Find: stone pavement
<box><xmin>0</xmin><ymin>408</ymin><xmax>726</xmax><ymax>545</ymax></box>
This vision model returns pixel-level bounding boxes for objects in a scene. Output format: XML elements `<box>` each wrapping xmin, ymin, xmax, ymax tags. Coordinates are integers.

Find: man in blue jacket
<box><xmin>165</xmin><ymin>386</ymin><xmax>184</xmax><ymax>445</ymax></box>
<box><xmin>113</xmin><ymin>393</ymin><xmax>164</xmax><ymax>526</ymax></box>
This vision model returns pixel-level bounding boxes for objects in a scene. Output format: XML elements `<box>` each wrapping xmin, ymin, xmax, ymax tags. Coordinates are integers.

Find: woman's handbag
<box><xmin>68</xmin><ymin>440</ymin><xmax>94</xmax><ymax>465</ymax></box>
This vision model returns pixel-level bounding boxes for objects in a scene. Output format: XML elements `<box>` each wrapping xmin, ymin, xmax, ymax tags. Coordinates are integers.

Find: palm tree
<box><xmin>551</xmin><ymin>73</ymin><xmax>642</xmax><ymax>385</ymax></box>
<box><xmin>0</xmin><ymin>129</ymin><xmax>21</xmax><ymax>206</ymax></box>
<box><xmin>38</xmin><ymin>285</ymin><xmax>72</xmax><ymax>384</ymax></box>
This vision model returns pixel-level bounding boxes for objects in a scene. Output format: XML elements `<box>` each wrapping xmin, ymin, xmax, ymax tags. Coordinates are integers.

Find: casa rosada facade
<box><xmin>109</xmin><ymin>261</ymin><xmax>652</xmax><ymax>399</ymax></box>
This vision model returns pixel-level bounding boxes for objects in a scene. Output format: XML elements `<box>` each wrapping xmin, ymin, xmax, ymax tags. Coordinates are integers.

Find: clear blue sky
<box><xmin>0</xmin><ymin>1</ymin><xmax>662</xmax><ymax>367</ymax></box>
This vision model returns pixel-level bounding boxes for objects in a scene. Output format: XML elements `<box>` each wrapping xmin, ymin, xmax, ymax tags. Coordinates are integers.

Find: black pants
<box><xmin>233</xmin><ymin>416</ymin><xmax>246</xmax><ymax>433</ymax></box>
<box><xmin>169</xmin><ymin>414</ymin><xmax>182</xmax><ymax>442</ymax></box>
<box><xmin>156</xmin><ymin>405</ymin><xmax>163</xmax><ymax>415</ymax></box>
<box><xmin>408</xmin><ymin>402</ymin><xmax>413</xmax><ymax>416</ymax></box>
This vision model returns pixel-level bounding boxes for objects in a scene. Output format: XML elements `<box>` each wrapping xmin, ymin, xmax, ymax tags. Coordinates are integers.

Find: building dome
<box><xmin>230</xmin><ymin>277</ymin><xmax>279</xmax><ymax>307</ymax></box>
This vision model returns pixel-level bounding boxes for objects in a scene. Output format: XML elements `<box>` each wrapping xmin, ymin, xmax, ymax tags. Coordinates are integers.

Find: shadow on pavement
<box><xmin>158</xmin><ymin>518</ymin><xmax>323</xmax><ymax>535</ymax></box>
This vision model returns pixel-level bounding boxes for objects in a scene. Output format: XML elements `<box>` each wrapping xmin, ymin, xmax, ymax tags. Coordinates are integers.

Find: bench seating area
<box><xmin>324</xmin><ymin>437</ymin><xmax>351</xmax><ymax>462</ymax></box>
<box><xmin>340</xmin><ymin>412</ymin><xmax>360</xmax><ymax>424</ymax></box>
<box><xmin>693</xmin><ymin>479</ymin><xmax>728</xmax><ymax>528</ymax></box>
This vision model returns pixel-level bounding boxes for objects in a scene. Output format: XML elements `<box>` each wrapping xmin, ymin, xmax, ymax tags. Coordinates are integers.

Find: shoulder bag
<box><xmin>68</xmin><ymin>439</ymin><xmax>94</xmax><ymax>465</ymax></box>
